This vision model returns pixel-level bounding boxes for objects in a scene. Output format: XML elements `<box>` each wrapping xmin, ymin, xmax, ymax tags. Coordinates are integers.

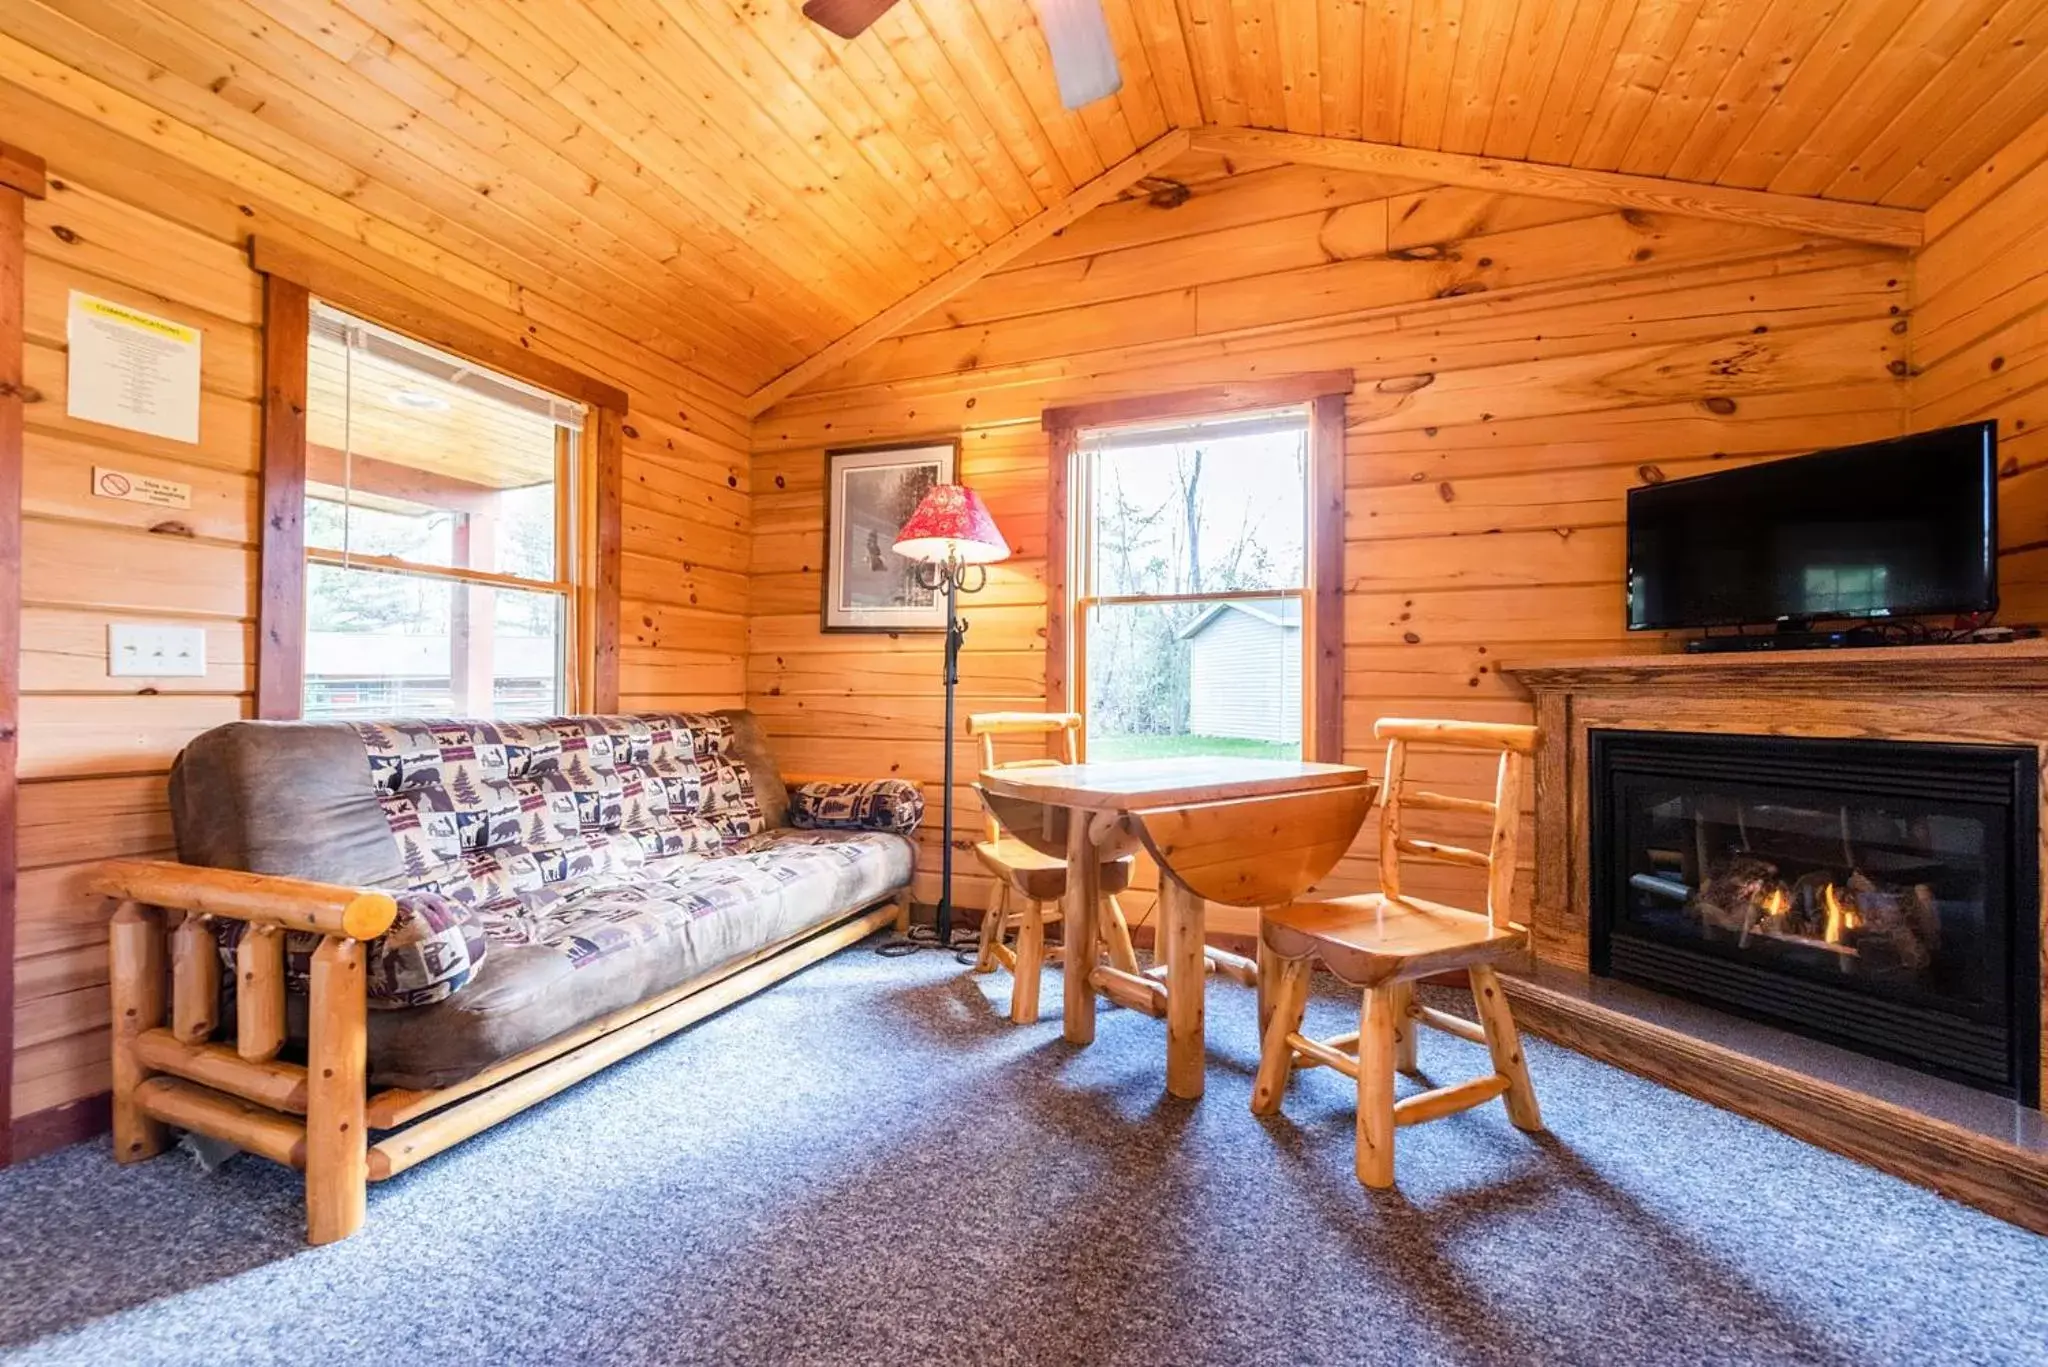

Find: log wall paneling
<box><xmin>3</xmin><ymin>73</ymin><xmax>753</xmax><ymax>1154</ymax></box>
<box><xmin>0</xmin><ymin>144</ymin><xmax>41</xmax><ymax>1167</ymax></box>
<box><xmin>749</xmin><ymin>155</ymin><xmax>1916</xmax><ymax>938</ymax></box>
<box><xmin>1911</xmin><ymin>106</ymin><xmax>2048</xmax><ymax>624</ymax></box>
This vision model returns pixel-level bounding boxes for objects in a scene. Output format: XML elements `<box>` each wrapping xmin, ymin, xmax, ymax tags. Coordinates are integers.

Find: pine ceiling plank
<box><xmin>1615</xmin><ymin>0</ymin><xmax>1778</xmax><ymax>176</ymax></box>
<box><xmin>771</xmin><ymin>8</ymin><xmax>1019</xmax><ymax>249</ymax></box>
<box><xmin>1096</xmin><ymin>0</ymin><xmax>1174</xmax><ymax>145</ymax></box>
<box><xmin>1916</xmin><ymin>92</ymin><xmax>2048</xmax><ymax>240</ymax></box>
<box><xmin>1231</xmin><ymin>0</ymin><xmax>1290</xmax><ymax>130</ymax></box>
<box><xmin>746</xmin><ymin>127</ymin><xmax>1194</xmax><ymax>415</ymax></box>
<box><xmin>1772</xmin><ymin>0</ymin><xmax>2027</xmax><ymax>198</ymax></box>
<box><xmin>258</xmin><ymin>0</ymin><xmax>805</xmax><ymax>376</ymax></box>
<box><xmin>333</xmin><ymin>0</ymin><xmax>845</xmax><ymax>355</ymax></box>
<box><xmin>1660</xmin><ymin>0</ymin><xmax>1845</xmax><ymax>184</ymax></box>
<box><xmin>1520</xmin><ymin>0</ymin><xmax>1639</xmax><ymax>167</ymax></box>
<box><xmin>126</xmin><ymin>0</ymin><xmax>756</xmax><ymax>380</ymax></box>
<box><xmin>423</xmin><ymin>0</ymin><xmax>894</xmax><ymax>322</ymax></box>
<box><xmin>1437</xmin><ymin>0</ymin><xmax>1521</xmax><ymax>152</ymax></box>
<box><xmin>871</xmin><ymin>12</ymin><xmax>1052</xmax><ymax>222</ymax></box>
<box><xmin>1190</xmin><ymin>126</ymin><xmax>1923</xmax><ymax>247</ymax></box>
<box><xmin>1182</xmin><ymin>0</ymin><xmax>1251</xmax><ymax>126</ymax></box>
<box><xmin>1276</xmin><ymin>0</ymin><xmax>1324</xmax><ymax>134</ymax></box>
<box><xmin>974</xmin><ymin>0</ymin><xmax>1124</xmax><ymax>178</ymax></box>
<box><xmin>1711</xmin><ymin>0</ymin><xmax>1924</xmax><ymax>190</ymax></box>
<box><xmin>1570</xmin><ymin>0</ymin><xmax>1709</xmax><ymax>168</ymax></box>
<box><xmin>1821</xmin><ymin>2</ymin><xmax>2048</xmax><ymax>205</ymax></box>
<box><xmin>1318</xmin><ymin>0</ymin><xmax>1366</xmax><ymax>140</ymax></box>
<box><xmin>909</xmin><ymin>2</ymin><xmax>1079</xmax><ymax>201</ymax></box>
<box><xmin>1123</xmin><ymin>0</ymin><xmax>1205</xmax><ymax>128</ymax></box>
<box><xmin>1400</xmin><ymin>0</ymin><xmax>1466</xmax><ymax>150</ymax></box>
<box><xmin>685</xmin><ymin>0</ymin><xmax>995</xmax><ymax>263</ymax></box>
<box><xmin>1358</xmin><ymin>0</ymin><xmax>1413</xmax><ymax>143</ymax></box>
<box><xmin>574</xmin><ymin>0</ymin><xmax>951</xmax><ymax>282</ymax></box>
<box><xmin>1479</xmin><ymin>0</ymin><xmax>1582</xmax><ymax>159</ymax></box>
<box><xmin>1881</xmin><ymin>50</ymin><xmax>2048</xmax><ymax>210</ymax></box>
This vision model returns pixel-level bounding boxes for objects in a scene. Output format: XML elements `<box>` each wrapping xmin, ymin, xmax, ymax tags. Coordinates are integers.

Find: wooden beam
<box><xmin>250</xmin><ymin>237</ymin><xmax>630</xmax><ymax>415</ymax></box>
<box><xmin>746</xmin><ymin>129</ymin><xmax>1194</xmax><ymax>416</ymax></box>
<box><xmin>1189</xmin><ymin>128</ymin><xmax>1924</xmax><ymax>250</ymax></box>
<box><xmin>591</xmin><ymin>406</ymin><xmax>623</xmax><ymax>712</ymax></box>
<box><xmin>258</xmin><ymin>275</ymin><xmax>310</xmax><ymax>721</ymax></box>
<box><xmin>0</xmin><ymin>142</ymin><xmax>44</xmax><ymax>200</ymax></box>
<box><xmin>1309</xmin><ymin>391</ymin><xmax>1345</xmax><ymax>765</ymax></box>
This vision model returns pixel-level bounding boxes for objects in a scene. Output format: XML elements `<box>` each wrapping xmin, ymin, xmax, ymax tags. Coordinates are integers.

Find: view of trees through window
<box><xmin>1080</xmin><ymin>410</ymin><xmax>1309</xmax><ymax>761</ymax></box>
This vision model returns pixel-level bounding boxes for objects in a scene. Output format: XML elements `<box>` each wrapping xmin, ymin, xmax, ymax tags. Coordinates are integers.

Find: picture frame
<box><xmin>821</xmin><ymin>439</ymin><xmax>959</xmax><ymax>633</ymax></box>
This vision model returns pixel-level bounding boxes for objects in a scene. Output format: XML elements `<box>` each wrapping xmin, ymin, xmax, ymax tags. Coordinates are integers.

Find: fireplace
<box><xmin>1590</xmin><ymin>730</ymin><xmax>2040</xmax><ymax>1102</ymax></box>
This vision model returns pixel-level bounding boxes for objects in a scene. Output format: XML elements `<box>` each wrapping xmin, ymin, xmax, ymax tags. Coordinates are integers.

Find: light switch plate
<box><xmin>108</xmin><ymin>622</ymin><xmax>207</xmax><ymax>678</ymax></box>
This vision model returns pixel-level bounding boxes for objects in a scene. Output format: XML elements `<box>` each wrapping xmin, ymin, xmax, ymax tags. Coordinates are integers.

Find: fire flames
<box><xmin>1820</xmin><ymin>882</ymin><xmax>1864</xmax><ymax>945</ymax></box>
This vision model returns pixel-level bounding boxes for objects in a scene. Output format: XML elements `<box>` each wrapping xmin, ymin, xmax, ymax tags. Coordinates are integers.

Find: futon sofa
<box><xmin>94</xmin><ymin>710</ymin><xmax>919</xmax><ymax>1243</ymax></box>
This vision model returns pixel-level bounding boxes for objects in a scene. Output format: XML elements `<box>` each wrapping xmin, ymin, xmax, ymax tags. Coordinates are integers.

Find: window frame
<box><xmin>1043</xmin><ymin>373</ymin><xmax>1351</xmax><ymax>763</ymax></box>
<box><xmin>254</xmin><ymin>238</ymin><xmax>626</xmax><ymax>720</ymax></box>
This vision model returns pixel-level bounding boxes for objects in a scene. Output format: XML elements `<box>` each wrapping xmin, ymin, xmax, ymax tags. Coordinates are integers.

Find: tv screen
<box><xmin>1626</xmin><ymin>421</ymin><xmax>1998</xmax><ymax>632</ymax></box>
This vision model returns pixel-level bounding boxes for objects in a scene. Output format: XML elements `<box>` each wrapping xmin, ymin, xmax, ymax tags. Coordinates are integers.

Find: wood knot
<box><xmin>1402</xmin><ymin>631</ymin><xmax>1422</xmax><ymax>644</ymax></box>
<box><xmin>1436</xmin><ymin>282</ymin><xmax>1487</xmax><ymax>299</ymax></box>
<box><xmin>1437</xmin><ymin>482</ymin><xmax>1455</xmax><ymax>503</ymax></box>
<box><xmin>148</xmin><ymin>520</ymin><xmax>196</xmax><ymax>538</ymax></box>
<box><xmin>1700</xmin><ymin>396</ymin><xmax>1738</xmax><ymax>416</ymax></box>
<box><xmin>1637</xmin><ymin>465</ymin><xmax>1667</xmax><ymax>485</ymax></box>
<box><xmin>1375</xmin><ymin>373</ymin><xmax>1435</xmax><ymax>395</ymax></box>
<box><xmin>1388</xmin><ymin>245</ymin><xmax>1452</xmax><ymax>262</ymax></box>
<box><xmin>50</xmin><ymin>224</ymin><xmax>79</xmax><ymax>244</ymax></box>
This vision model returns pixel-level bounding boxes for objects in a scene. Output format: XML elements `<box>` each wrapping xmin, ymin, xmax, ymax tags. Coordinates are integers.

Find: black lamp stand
<box><xmin>917</xmin><ymin>553</ymin><xmax>984</xmax><ymax>949</ymax></box>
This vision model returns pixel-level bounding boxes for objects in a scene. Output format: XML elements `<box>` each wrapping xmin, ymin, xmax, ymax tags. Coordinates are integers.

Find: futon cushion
<box><xmin>365</xmin><ymin>827</ymin><xmax>914</xmax><ymax>1089</ymax></box>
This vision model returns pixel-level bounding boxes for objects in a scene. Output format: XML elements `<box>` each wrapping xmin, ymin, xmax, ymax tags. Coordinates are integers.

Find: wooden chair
<box><xmin>1252</xmin><ymin>717</ymin><xmax>1544</xmax><ymax>1188</ymax></box>
<box><xmin>968</xmin><ymin>712</ymin><xmax>1140</xmax><ymax>1023</ymax></box>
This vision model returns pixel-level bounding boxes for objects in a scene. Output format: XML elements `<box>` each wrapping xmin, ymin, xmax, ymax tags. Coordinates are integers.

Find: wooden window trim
<box><xmin>0</xmin><ymin>142</ymin><xmax>45</xmax><ymax>1166</ymax></box>
<box><xmin>253</xmin><ymin>241</ymin><xmax>625</xmax><ymax>718</ymax></box>
<box><xmin>1043</xmin><ymin>372</ymin><xmax>1351</xmax><ymax>764</ymax></box>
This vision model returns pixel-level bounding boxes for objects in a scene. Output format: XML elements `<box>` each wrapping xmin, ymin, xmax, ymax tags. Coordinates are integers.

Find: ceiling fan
<box><xmin>801</xmin><ymin>0</ymin><xmax>1123</xmax><ymax>109</ymax></box>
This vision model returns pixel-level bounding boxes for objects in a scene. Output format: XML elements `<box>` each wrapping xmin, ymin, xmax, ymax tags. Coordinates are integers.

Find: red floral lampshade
<box><xmin>892</xmin><ymin>483</ymin><xmax>1011</xmax><ymax>566</ymax></box>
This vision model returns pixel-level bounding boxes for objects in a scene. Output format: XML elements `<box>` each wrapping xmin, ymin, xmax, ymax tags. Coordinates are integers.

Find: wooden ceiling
<box><xmin>6</xmin><ymin>0</ymin><xmax>2047</xmax><ymax>405</ymax></box>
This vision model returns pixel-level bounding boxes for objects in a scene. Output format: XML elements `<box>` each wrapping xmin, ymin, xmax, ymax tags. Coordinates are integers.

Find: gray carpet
<box><xmin>2</xmin><ymin>938</ymin><xmax>2045</xmax><ymax>1367</ymax></box>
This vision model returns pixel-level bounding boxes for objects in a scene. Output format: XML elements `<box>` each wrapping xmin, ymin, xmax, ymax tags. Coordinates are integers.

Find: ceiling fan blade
<box><xmin>1035</xmin><ymin>0</ymin><xmax>1123</xmax><ymax>109</ymax></box>
<box><xmin>801</xmin><ymin>0</ymin><xmax>898</xmax><ymax>40</ymax></box>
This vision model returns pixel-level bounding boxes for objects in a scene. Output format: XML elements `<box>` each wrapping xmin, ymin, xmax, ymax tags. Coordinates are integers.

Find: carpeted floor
<box><xmin>2</xmin><ymin>937</ymin><xmax>2045</xmax><ymax>1366</ymax></box>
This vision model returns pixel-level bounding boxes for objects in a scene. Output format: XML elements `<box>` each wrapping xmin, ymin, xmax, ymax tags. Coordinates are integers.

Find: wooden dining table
<box><xmin>976</xmin><ymin>756</ymin><xmax>1377</xmax><ymax>1099</ymax></box>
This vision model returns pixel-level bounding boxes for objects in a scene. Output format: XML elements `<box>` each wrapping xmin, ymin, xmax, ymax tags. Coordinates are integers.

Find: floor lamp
<box><xmin>892</xmin><ymin>484</ymin><xmax>1011</xmax><ymax>948</ymax></box>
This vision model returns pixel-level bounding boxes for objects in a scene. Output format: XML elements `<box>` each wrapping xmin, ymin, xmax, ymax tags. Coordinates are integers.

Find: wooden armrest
<box><xmin>91</xmin><ymin>859</ymin><xmax>398</xmax><ymax>940</ymax></box>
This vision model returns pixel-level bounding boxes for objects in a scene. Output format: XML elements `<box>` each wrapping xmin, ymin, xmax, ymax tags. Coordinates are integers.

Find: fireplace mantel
<box><xmin>1508</xmin><ymin>638</ymin><xmax>2048</xmax><ymax>695</ymax></box>
<box><xmin>1496</xmin><ymin>639</ymin><xmax>2048</xmax><ymax>1232</ymax></box>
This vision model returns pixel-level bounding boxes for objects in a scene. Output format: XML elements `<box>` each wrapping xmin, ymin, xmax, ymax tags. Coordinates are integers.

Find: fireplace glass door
<box><xmin>1591</xmin><ymin>730</ymin><xmax>2038</xmax><ymax>1100</ymax></box>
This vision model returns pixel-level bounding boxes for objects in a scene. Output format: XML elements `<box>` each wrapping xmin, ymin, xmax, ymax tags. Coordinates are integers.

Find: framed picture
<box><xmin>822</xmin><ymin>440</ymin><xmax>959</xmax><ymax>633</ymax></box>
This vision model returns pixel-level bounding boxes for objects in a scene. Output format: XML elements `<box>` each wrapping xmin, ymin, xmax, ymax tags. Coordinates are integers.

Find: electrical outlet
<box><xmin>108</xmin><ymin>623</ymin><xmax>207</xmax><ymax>678</ymax></box>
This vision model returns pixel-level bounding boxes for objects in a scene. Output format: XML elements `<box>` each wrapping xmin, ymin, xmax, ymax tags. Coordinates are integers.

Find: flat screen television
<box><xmin>1626</xmin><ymin>421</ymin><xmax>1998</xmax><ymax>633</ymax></box>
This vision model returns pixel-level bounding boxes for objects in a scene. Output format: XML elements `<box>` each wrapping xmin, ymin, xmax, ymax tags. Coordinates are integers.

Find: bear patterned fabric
<box><xmin>788</xmin><ymin>779</ymin><xmax>924</xmax><ymax>835</ymax></box>
<box><xmin>213</xmin><ymin>891</ymin><xmax>488</xmax><ymax>1011</ymax></box>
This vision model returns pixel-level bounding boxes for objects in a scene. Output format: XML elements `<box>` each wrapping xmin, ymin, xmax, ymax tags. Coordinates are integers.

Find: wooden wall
<box><xmin>3</xmin><ymin>80</ymin><xmax>751</xmax><ymax>1154</ymax></box>
<box><xmin>1910</xmin><ymin>108</ymin><xmax>2048</xmax><ymax>623</ymax></box>
<box><xmin>750</xmin><ymin>152</ymin><xmax>1914</xmax><ymax>936</ymax></box>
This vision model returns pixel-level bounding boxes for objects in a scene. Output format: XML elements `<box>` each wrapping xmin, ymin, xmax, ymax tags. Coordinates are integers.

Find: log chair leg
<box><xmin>1470</xmin><ymin>966</ymin><xmax>1543</xmax><ymax>1133</ymax></box>
<box><xmin>1061</xmin><ymin>810</ymin><xmax>1103</xmax><ymax>1047</ymax></box>
<box><xmin>1249</xmin><ymin>954</ymin><xmax>1311</xmax><ymax>1116</ymax></box>
<box><xmin>1255</xmin><ymin>932</ymin><xmax>1282</xmax><ymax>1042</ymax></box>
<box><xmin>891</xmin><ymin>899</ymin><xmax>911</xmax><ymax>936</ymax></box>
<box><xmin>1100</xmin><ymin>893</ymin><xmax>1140</xmax><ymax>975</ymax></box>
<box><xmin>306</xmin><ymin>937</ymin><xmax>369</xmax><ymax>1245</ymax></box>
<box><xmin>975</xmin><ymin>883</ymin><xmax>1009</xmax><ymax>974</ymax></box>
<box><xmin>1356</xmin><ymin>986</ymin><xmax>1399</xmax><ymax>1189</ymax></box>
<box><xmin>1010</xmin><ymin>895</ymin><xmax>1046</xmax><ymax>1025</ymax></box>
<box><xmin>1390</xmin><ymin>981</ymin><xmax>1419</xmax><ymax>1075</ymax></box>
<box><xmin>109</xmin><ymin>900</ymin><xmax>169</xmax><ymax>1164</ymax></box>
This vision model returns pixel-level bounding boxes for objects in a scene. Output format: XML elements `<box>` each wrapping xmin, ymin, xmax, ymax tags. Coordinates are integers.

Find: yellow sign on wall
<box><xmin>66</xmin><ymin>291</ymin><xmax>204</xmax><ymax>444</ymax></box>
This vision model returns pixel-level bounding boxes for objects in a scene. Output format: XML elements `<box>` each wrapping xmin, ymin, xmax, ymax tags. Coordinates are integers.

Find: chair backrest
<box><xmin>1372</xmin><ymin>717</ymin><xmax>1539</xmax><ymax>931</ymax></box>
<box><xmin>968</xmin><ymin>712</ymin><xmax>1082</xmax><ymax>843</ymax></box>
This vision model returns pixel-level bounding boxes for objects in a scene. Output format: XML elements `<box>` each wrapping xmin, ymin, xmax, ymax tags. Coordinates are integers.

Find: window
<box><xmin>1073</xmin><ymin>407</ymin><xmax>1311</xmax><ymax>761</ymax></box>
<box><xmin>300</xmin><ymin>303</ymin><xmax>587</xmax><ymax>720</ymax></box>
